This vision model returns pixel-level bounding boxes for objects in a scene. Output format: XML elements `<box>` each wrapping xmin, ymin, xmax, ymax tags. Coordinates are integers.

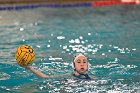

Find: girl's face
<box><xmin>74</xmin><ymin>54</ymin><xmax>88</xmax><ymax>74</ymax></box>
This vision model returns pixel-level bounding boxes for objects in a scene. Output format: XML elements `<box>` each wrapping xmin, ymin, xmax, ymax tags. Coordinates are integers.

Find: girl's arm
<box><xmin>19</xmin><ymin>64</ymin><xmax>71</xmax><ymax>78</ymax></box>
<box><xmin>25</xmin><ymin>66</ymin><xmax>50</xmax><ymax>78</ymax></box>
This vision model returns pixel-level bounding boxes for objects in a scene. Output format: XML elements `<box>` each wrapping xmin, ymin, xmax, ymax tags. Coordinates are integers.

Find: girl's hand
<box><xmin>17</xmin><ymin>63</ymin><xmax>31</xmax><ymax>69</ymax></box>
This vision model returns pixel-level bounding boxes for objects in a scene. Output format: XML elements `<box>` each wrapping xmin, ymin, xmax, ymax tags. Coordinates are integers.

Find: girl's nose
<box><xmin>81</xmin><ymin>63</ymin><xmax>84</xmax><ymax>66</ymax></box>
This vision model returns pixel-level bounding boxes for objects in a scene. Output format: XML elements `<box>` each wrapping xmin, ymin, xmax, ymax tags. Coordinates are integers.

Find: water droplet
<box><xmin>63</xmin><ymin>46</ymin><xmax>67</xmax><ymax>49</ymax></box>
<box><xmin>57</xmin><ymin>36</ymin><xmax>65</xmax><ymax>40</ymax></box>
<box><xmin>51</xmin><ymin>34</ymin><xmax>53</xmax><ymax>36</ymax></box>
<box><xmin>132</xmin><ymin>48</ymin><xmax>136</xmax><ymax>51</ymax></box>
<box><xmin>88</xmin><ymin>33</ymin><xmax>91</xmax><ymax>36</ymax></box>
<box><xmin>47</xmin><ymin>45</ymin><xmax>50</xmax><ymax>48</ymax></box>
<box><xmin>79</xmin><ymin>36</ymin><xmax>83</xmax><ymax>39</ymax></box>
<box><xmin>22</xmin><ymin>39</ymin><xmax>25</xmax><ymax>42</ymax></box>
<box><xmin>69</xmin><ymin>39</ymin><xmax>75</xmax><ymax>43</ymax></box>
<box><xmin>81</xmin><ymin>41</ymin><xmax>85</xmax><ymax>44</ymax></box>
<box><xmin>36</xmin><ymin>45</ymin><xmax>41</xmax><ymax>48</ymax></box>
<box><xmin>48</xmin><ymin>40</ymin><xmax>51</xmax><ymax>42</ymax></box>
<box><xmin>75</xmin><ymin>39</ymin><xmax>80</xmax><ymax>43</ymax></box>
<box><xmin>20</xmin><ymin>28</ymin><xmax>24</xmax><ymax>31</ymax></box>
<box><xmin>102</xmin><ymin>53</ymin><xmax>105</xmax><ymax>55</ymax></box>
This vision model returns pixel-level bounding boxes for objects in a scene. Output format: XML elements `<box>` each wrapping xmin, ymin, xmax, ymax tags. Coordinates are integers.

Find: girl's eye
<box><xmin>77</xmin><ymin>62</ymin><xmax>81</xmax><ymax>63</ymax></box>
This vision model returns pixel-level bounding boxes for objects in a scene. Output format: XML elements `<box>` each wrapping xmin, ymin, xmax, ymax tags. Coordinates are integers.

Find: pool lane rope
<box><xmin>0</xmin><ymin>0</ymin><xmax>139</xmax><ymax>11</ymax></box>
<box><xmin>0</xmin><ymin>3</ymin><xmax>91</xmax><ymax>10</ymax></box>
<box><xmin>92</xmin><ymin>0</ymin><xmax>138</xmax><ymax>7</ymax></box>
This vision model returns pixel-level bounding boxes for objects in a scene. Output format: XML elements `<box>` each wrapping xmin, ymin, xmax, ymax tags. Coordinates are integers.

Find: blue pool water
<box><xmin>0</xmin><ymin>5</ymin><xmax>140</xmax><ymax>93</ymax></box>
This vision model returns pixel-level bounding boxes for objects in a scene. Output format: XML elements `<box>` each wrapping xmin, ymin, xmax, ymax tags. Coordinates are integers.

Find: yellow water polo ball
<box><xmin>15</xmin><ymin>45</ymin><xmax>35</xmax><ymax>66</ymax></box>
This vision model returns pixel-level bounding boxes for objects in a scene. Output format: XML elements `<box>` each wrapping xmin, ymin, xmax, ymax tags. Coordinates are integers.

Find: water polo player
<box><xmin>19</xmin><ymin>53</ymin><xmax>93</xmax><ymax>80</ymax></box>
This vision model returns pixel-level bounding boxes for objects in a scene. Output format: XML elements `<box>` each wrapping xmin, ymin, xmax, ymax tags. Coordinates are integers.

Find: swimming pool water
<box><xmin>0</xmin><ymin>5</ymin><xmax>140</xmax><ymax>93</ymax></box>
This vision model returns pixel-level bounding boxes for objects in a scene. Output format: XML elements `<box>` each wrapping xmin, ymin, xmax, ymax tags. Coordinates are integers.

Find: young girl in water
<box><xmin>19</xmin><ymin>53</ymin><xmax>92</xmax><ymax>80</ymax></box>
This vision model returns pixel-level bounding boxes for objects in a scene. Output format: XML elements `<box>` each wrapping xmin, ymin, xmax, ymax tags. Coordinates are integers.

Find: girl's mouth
<box><xmin>81</xmin><ymin>68</ymin><xmax>84</xmax><ymax>71</ymax></box>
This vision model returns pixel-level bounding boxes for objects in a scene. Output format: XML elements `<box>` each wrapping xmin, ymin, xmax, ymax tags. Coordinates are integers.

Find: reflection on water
<box><xmin>0</xmin><ymin>5</ymin><xmax>140</xmax><ymax>93</ymax></box>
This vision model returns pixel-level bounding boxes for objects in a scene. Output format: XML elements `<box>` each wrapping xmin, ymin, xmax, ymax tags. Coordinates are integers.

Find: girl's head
<box><xmin>73</xmin><ymin>53</ymin><xmax>88</xmax><ymax>74</ymax></box>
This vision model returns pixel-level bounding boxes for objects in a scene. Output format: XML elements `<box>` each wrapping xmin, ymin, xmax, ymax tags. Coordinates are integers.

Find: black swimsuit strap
<box><xmin>73</xmin><ymin>73</ymin><xmax>91</xmax><ymax>80</ymax></box>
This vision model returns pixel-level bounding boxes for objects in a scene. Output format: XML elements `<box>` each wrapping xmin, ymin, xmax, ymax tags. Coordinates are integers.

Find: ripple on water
<box><xmin>0</xmin><ymin>72</ymin><xmax>10</xmax><ymax>80</ymax></box>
